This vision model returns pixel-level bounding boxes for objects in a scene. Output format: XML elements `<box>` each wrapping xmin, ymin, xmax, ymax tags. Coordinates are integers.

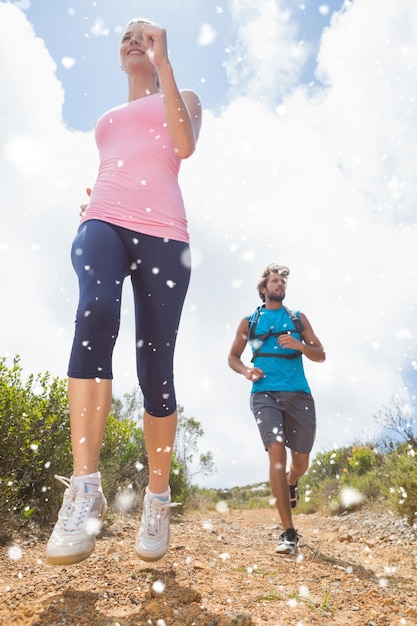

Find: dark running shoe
<box><xmin>287</xmin><ymin>473</ymin><xmax>299</xmax><ymax>509</ymax></box>
<box><xmin>276</xmin><ymin>528</ymin><xmax>299</xmax><ymax>555</ymax></box>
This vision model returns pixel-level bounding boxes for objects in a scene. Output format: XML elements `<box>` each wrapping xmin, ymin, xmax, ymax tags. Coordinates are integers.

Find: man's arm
<box><xmin>228</xmin><ymin>318</ymin><xmax>265</xmax><ymax>381</ymax></box>
<box><xmin>278</xmin><ymin>312</ymin><xmax>326</xmax><ymax>363</ymax></box>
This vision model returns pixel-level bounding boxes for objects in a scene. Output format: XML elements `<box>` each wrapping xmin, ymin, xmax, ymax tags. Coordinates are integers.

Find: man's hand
<box><xmin>278</xmin><ymin>333</ymin><xmax>301</xmax><ymax>351</ymax></box>
<box><xmin>244</xmin><ymin>367</ymin><xmax>265</xmax><ymax>382</ymax></box>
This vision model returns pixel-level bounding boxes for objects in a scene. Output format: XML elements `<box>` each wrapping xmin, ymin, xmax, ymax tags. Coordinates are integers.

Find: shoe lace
<box><xmin>54</xmin><ymin>474</ymin><xmax>99</xmax><ymax>533</ymax></box>
<box><xmin>280</xmin><ymin>529</ymin><xmax>299</xmax><ymax>543</ymax></box>
<box><xmin>143</xmin><ymin>498</ymin><xmax>179</xmax><ymax>537</ymax></box>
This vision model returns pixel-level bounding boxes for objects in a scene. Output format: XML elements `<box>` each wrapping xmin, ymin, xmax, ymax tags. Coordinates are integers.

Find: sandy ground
<box><xmin>1</xmin><ymin>506</ymin><xmax>417</xmax><ymax>625</ymax></box>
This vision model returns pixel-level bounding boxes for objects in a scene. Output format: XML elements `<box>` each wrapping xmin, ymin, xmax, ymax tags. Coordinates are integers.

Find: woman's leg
<box><xmin>69</xmin><ymin>377</ymin><xmax>112</xmax><ymax>477</ymax></box>
<box><xmin>143</xmin><ymin>410</ymin><xmax>177</xmax><ymax>493</ymax></box>
<box><xmin>128</xmin><ymin>234</ymin><xmax>190</xmax><ymax>561</ymax></box>
<box><xmin>68</xmin><ymin>221</ymin><xmax>130</xmax><ymax>476</ymax></box>
<box><xmin>47</xmin><ymin>221</ymin><xmax>129</xmax><ymax>565</ymax></box>
<box><xmin>129</xmin><ymin>235</ymin><xmax>191</xmax><ymax>488</ymax></box>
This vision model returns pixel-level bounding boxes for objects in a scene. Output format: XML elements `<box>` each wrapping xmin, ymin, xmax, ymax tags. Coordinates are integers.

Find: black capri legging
<box><xmin>67</xmin><ymin>219</ymin><xmax>191</xmax><ymax>417</ymax></box>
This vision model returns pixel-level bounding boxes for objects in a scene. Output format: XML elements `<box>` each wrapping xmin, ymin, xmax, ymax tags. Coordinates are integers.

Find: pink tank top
<box><xmin>80</xmin><ymin>93</ymin><xmax>189</xmax><ymax>243</ymax></box>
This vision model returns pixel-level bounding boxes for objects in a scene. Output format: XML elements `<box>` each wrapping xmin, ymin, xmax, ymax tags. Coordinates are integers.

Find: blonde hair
<box><xmin>125</xmin><ymin>16</ymin><xmax>155</xmax><ymax>28</ymax></box>
<box><xmin>257</xmin><ymin>264</ymin><xmax>290</xmax><ymax>301</ymax></box>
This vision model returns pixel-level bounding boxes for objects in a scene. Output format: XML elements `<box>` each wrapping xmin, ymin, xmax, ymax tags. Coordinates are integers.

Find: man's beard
<box><xmin>266</xmin><ymin>291</ymin><xmax>285</xmax><ymax>303</ymax></box>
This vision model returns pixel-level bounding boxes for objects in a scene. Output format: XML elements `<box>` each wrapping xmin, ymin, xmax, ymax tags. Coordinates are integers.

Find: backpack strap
<box><xmin>248</xmin><ymin>306</ymin><xmax>303</xmax><ymax>363</ymax></box>
<box><xmin>283</xmin><ymin>306</ymin><xmax>303</xmax><ymax>336</ymax></box>
<box><xmin>247</xmin><ymin>306</ymin><xmax>263</xmax><ymax>343</ymax></box>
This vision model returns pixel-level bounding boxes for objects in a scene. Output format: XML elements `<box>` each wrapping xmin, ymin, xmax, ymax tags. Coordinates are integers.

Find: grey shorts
<box><xmin>250</xmin><ymin>391</ymin><xmax>316</xmax><ymax>454</ymax></box>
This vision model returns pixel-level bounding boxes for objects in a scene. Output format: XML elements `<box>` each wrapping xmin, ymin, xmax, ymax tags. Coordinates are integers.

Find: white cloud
<box><xmin>180</xmin><ymin>0</ymin><xmax>417</xmax><ymax>482</ymax></box>
<box><xmin>11</xmin><ymin>0</ymin><xmax>30</xmax><ymax>10</ymax></box>
<box><xmin>0</xmin><ymin>2</ymin><xmax>97</xmax><ymax>376</ymax></box>
<box><xmin>0</xmin><ymin>0</ymin><xmax>416</xmax><ymax>488</ymax></box>
<box><xmin>4</xmin><ymin>134</ymin><xmax>49</xmax><ymax>178</ymax></box>
<box><xmin>226</xmin><ymin>0</ymin><xmax>310</xmax><ymax>102</ymax></box>
<box><xmin>315</xmin><ymin>0</ymin><xmax>417</xmax><ymax>220</ymax></box>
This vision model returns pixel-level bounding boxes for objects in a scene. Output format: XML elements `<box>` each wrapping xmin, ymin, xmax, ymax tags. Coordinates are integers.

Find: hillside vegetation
<box><xmin>1</xmin><ymin>356</ymin><xmax>416</xmax><ymax>544</ymax></box>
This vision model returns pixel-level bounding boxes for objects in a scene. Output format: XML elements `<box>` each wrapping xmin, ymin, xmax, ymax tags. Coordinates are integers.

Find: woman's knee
<box><xmin>137</xmin><ymin>361</ymin><xmax>175</xmax><ymax>416</ymax></box>
<box><xmin>142</xmin><ymin>387</ymin><xmax>177</xmax><ymax>417</ymax></box>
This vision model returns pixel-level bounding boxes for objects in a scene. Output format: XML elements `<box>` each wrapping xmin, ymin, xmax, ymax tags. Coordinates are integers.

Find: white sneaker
<box><xmin>276</xmin><ymin>528</ymin><xmax>299</xmax><ymax>555</ymax></box>
<box><xmin>135</xmin><ymin>488</ymin><xmax>176</xmax><ymax>562</ymax></box>
<box><xmin>46</xmin><ymin>475</ymin><xmax>107</xmax><ymax>565</ymax></box>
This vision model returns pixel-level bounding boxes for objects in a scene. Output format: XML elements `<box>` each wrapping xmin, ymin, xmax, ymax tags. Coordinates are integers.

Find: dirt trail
<box><xmin>1</xmin><ymin>506</ymin><xmax>417</xmax><ymax>625</ymax></box>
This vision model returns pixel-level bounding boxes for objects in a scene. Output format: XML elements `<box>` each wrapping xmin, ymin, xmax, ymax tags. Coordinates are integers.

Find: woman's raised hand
<box><xmin>141</xmin><ymin>23</ymin><xmax>169</xmax><ymax>70</ymax></box>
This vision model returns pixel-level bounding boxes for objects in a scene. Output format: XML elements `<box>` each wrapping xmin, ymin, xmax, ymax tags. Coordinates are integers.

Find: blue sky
<box><xmin>22</xmin><ymin>0</ymin><xmax>343</xmax><ymax>129</ymax></box>
<box><xmin>1</xmin><ymin>0</ymin><xmax>416</xmax><ymax>488</ymax></box>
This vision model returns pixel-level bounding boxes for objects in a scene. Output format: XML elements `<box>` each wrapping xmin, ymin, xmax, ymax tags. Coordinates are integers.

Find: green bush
<box><xmin>0</xmin><ymin>356</ymin><xmax>73</xmax><ymax>533</ymax></box>
<box><xmin>347</xmin><ymin>446</ymin><xmax>378</xmax><ymax>475</ymax></box>
<box><xmin>99</xmin><ymin>418</ymin><xmax>147</xmax><ymax>510</ymax></box>
<box><xmin>352</xmin><ymin>468</ymin><xmax>386</xmax><ymax>502</ymax></box>
<box><xmin>2</xmin><ymin>358</ymin><xmax>416</xmax><ymax>539</ymax></box>
<box><xmin>382</xmin><ymin>446</ymin><xmax>417</xmax><ymax>524</ymax></box>
<box><xmin>168</xmin><ymin>453</ymin><xmax>189</xmax><ymax>506</ymax></box>
<box><xmin>185</xmin><ymin>486</ymin><xmax>220</xmax><ymax>512</ymax></box>
<box><xmin>306</xmin><ymin>447</ymin><xmax>352</xmax><ymax>488</ymax></box>
<box><xmin>0</xmin><ymin>357</ymin><xmax>190</xmax><ymax>540</ymax></box>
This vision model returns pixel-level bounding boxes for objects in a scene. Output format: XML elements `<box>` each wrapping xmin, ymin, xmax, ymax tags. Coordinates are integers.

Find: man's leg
<box><xmin>287</xmin><ymin>450</ymin><xmax>310</xmax><ymax>489</ymax></box>
<box><xmin>285</xmin><ymin>392</ymin><xmax>315</xmax><ymax>493</ymax></box>
<box><xmin>268</xmin><ymin>442</ymin><xmax>293</xmax><ymax>531</ymax></box>
<box><xmin>269</xmin><ymin>443</ymin><xmax>307</xmax><ymax>555</ymax></box>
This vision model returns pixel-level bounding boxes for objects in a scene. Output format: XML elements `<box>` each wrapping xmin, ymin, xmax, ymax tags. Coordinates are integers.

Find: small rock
<box><xmin>178</xmin><ymin>587</ymin><xmax>202</xmax><ymax>604</ymax></box>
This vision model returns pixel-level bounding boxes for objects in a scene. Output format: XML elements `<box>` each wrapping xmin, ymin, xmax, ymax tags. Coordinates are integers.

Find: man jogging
<box><xmin>228</xmin><ymin>263</ymin><xmax>325</xmax><ymax>555</ymax></box>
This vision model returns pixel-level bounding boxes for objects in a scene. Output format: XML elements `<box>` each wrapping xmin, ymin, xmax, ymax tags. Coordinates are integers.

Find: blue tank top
<box><xmin>246</xmin><ymin>307</ymin><xmax>311</xmax><ymax>395</ymax></box>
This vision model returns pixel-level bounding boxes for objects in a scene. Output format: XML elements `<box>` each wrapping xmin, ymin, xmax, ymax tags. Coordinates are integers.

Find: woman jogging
<box><xmin>46</xmin><ymin>17</ymin><xmax>202</xmax><ymax>566</ymax></box>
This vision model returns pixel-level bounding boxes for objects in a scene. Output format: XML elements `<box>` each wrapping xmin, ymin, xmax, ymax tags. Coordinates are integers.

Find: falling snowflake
<box><xmin>197</xmin><ymin>23</ymin><xmax>217</xmax><ymax>46</ymax></box>
<box><xmin>85</xmin><ymin>518</ymin><xmax>102</xmax><ymax>537</ymax></box>
<box><xmin>114</xmin><ymin>488</ymin><xmax>136</xmax><ymax>513</ymax></box>
<box><xmin>8</xmin><ymin>546</ymin><xmax>23</xmax><ymax>561</ymax></box>
<box><xmin>152</xmin><ymin>580</ymin><xmax>165</xmax><ymax>594</ymax></box>
<box><xmin>215</xmin><ymin>501</ymin><xmax>229</xmax><ymax>514</ymax></box>
<box><xmin>340</xmin><ymin>487</ymin><xmax>364</xmax><ymax>507</ymax></box>
<box><xmin>90</xmin><ymin>17</ymin><xmax>109</xmax><ymax>37</ymax></box>
<box><xmin>61</xmin><ymin>56</ymin><xmax>76</xmax><ymax>69</ymax></box>
<box><xmin>319</xmin><ymin>5</ymin><xmax>330</xmax><ymax>16</ymax></box>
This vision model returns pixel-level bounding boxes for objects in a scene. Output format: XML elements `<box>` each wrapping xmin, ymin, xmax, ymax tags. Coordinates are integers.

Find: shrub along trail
<box><xmin>1</xmin><ymin>506</ymin><xmax>416</xmax><ymax>625</ymax></box>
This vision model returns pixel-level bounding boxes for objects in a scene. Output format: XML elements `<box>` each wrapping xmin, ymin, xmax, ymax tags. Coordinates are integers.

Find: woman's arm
<box><xmin>142</xmin><ymin>24</ymin><xmax>202</xmax><ymax>158</ymax></box>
